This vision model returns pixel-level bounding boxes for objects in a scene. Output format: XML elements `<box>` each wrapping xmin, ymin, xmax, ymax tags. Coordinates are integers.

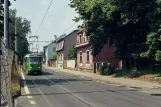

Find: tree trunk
<box><xmin>125</xmin><ymin>58</ymin><xmax>130</xmax><ymax>69</ymax></box>
<box><xmin>149</xmin><ymin>58</ymin><xmax>155</xmax><ymax>71</ymax></box>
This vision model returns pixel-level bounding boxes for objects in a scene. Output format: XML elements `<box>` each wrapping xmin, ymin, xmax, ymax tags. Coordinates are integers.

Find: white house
<box><xmin>44</xmin><ymin>41</ymin><xmax>56</xmax><ymax>66</ymax></box>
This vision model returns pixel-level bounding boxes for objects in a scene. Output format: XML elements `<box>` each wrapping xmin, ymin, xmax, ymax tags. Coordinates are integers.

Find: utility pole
<box><xmin>15</xmin><ymin>18</ymin><xmax>18</xmax><ymax>63</ymax></box>
<box><xmin>4</xmin><ymin>1</ymin><xmax>12</xmax><ymax>107</ymax></box>
<box><xmin>4</xmin><ymin>0</ymin><xmax>9</xmax><ymax>47</ymax></box>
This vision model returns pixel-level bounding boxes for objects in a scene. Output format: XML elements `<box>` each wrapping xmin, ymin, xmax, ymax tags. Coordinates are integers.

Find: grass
<box><xmin>11</xmin><ymin>65</ymin><xmax>21</xmax><ymax>96</ymax></box>
<box><xmin>115</xmin><ymin>67</ymin><xmax>161</xmax><ymax>84</ymax></box>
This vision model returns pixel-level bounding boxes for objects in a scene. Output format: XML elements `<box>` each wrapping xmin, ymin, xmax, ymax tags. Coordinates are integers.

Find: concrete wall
<box><xmin>67</xmin><ymin>60</ymin><xmax>76</xmax><ymax>68</ymax></box>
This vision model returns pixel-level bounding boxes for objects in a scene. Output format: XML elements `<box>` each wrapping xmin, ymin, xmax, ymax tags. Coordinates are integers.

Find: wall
<box><xmin>94</xmin><ymin>44</ymin><xmax>122</xmax><ymax>68</ymax></box>
<box><xmin>48</xmin><ymin>59</ymin><xmax>56</xmax><ymax>67</ymax></box>
<box><xmin>66</xmin><ymin>60</ymin><xmax>76</xmax><ymax>68</ymax></box>
<box><xmin>76</xmin><ymin>45</ymin><xmax>94</xmax><ymax>73</ymax></box>
<box><xmin>47</xmin><ymin>42</ymin><xmax>56</xmax><ymax>60</ymax></box>
<box><xmin>63</xmin><ymin>30</ymin><xmax>78</xmax><ymax>60</ymax></box>
<box><xmin>56</xmin><ymin>51</ymin><xmax>64</xmax><ymax>68</ymax></box>
<box><xmin>45</xmin><ymin>42</ymin><xmax>56</xmax><ymax>66</ymax></box>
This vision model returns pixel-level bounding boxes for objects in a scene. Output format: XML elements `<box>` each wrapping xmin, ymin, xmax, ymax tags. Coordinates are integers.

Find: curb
<box><xmin>46</xmin><ymin>67</ymin><xmax>161</xmax><ymax>90</ymax></box>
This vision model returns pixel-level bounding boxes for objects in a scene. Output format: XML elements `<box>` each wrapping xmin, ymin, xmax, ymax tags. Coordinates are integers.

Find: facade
<box><xmin>76</xmin><ymin>28</ymin><xmax>122</xmax><ymax>73</ymax></box>
<box><xmin>44</xmin><ymin>41</ymin><xmax>56</xmax><ymax>66</ymax></box>
<box><xmin>56</xmin><ymin>29</ymin><xmax>79</xmax><ymax>68</ymax></box>
<box><xmin>75</xmin><ymin>29</ymin><xmax>93</xmax><ymax>72</ymax></box>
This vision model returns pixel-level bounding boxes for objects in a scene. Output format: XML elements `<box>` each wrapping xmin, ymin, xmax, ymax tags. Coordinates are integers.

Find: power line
<box><xmin>61</xmin><ymin>22</ymin><xmax>78</xmax><ymax>34</ymax></box>
<box><xmin>35</xmin><ymin>0</ymin><xmax>54</xmax><ymax>35</ymax></box>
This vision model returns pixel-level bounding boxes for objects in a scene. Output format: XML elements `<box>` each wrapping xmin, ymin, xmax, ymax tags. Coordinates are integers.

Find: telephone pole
<box><xmin>4</xmin><ymin>0</ymin><xmax>9</xmax><ymax>47</ymax></box>
<box><xmin>15</xmin><ymin>18</ymin><xmax>18</xmax><ymax>62</ymax></box>
<box><xmin>4</xmin><ymin>1</ymin><xmax>13</xmax><ymax>107</ymax></box>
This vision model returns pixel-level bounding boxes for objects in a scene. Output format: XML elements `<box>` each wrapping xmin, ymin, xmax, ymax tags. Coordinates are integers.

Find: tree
<box><xmin>0</xmin><ymin>0</ymin><xmax>12</xmax><ymax>38</ymax></box>
<box><xmin>52</xmin><ymin>53</ymin><xmax>57</xmax><ymax>60</ymax></box>
<box><xmin>67</xmin><ymin>44</ymin><xmax>77</xmax><ymax>60</ymax></box>
<box><xmin>69</xmin><ymin>0</ymin><xmax>161</xmax><ymax>70</ymax></box>
<box><xmin>9</xmin><ymin>9</ymin><xmax>31</xmax><ymax>61</ymax></box>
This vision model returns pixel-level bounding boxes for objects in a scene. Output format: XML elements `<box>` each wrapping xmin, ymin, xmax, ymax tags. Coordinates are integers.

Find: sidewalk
<box><xmin>45</xmin><ymin>66</ymin><xmax>161</xmax><ymax>90</ymax></box>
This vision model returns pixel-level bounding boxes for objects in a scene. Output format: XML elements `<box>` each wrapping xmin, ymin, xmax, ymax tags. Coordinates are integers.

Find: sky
<box><xmin>10</xmin><ymin>0</ymin><xmax>82</xmax><ymax>52</ymax></box>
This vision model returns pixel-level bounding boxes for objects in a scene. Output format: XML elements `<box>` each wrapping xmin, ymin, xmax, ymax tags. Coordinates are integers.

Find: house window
<box><xmin>79</xmin><ymin>34</ymin><xmax>82</xmax><ymax>44</ymax></box>
<box><xmin>60</xmin><ymin>41</ymin><xmax>62</xmax><ymax>48</ymax></box>
<box><xmin>87</xmin><ymin>36</ymin><xmax>89</xmax><ymax>41</ymax></box>
<box><xmin>59</xmin><ymin>54</ymin><xmax>61</xmax><ymax>61</ymax></box>
<box><xmin>61</xmin><ymin>54</ymin><xmax>62</xmax><ymax>61</ymax></box>
<box><xmin>84</xmin><ymin>36</ymin><xmax>86</xmax><ymax>43</ymax></box>
<box><xmin>80</xmin><ymin>52</ymin><xmax>82</xmax><ymax>63</ymax></box>
<box><xmin>86</xmin><ymin>51</ymin><xmax>89</xmax><ymax>63</ymax></box>
<box><xmin>59</xmin><ymin>43</ymin><xmax>60</xmax><ymax>48</ymax></box>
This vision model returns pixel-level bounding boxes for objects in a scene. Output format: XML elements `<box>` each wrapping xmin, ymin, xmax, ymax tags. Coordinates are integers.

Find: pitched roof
<box><xmin>56</xmin><ymin>34</ymin><xmax>66</xmax><ymax>42</ymax></box>
<box><xmin>56</xmin><ymin>29</ymin><xmax>79</xmax><ymax>42</ymax></box>
<box><xmin>45</xmin><ymin>40</ymin><xmax>56</xmax><ymax>48</ymax></box>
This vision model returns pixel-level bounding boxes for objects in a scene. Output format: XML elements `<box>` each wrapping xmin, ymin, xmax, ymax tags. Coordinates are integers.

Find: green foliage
<box><xmin>9</xmin><ymin>9</ymin><xmax>31</xmax><ymax>60</ymax></box>
<box><xmin>67</xmin><ymin>44</ymin><xmax>77</xmax><ymax>60</ymax></box>
<box><xmin>128</xmin><ymin>68</ymin><xmax>141</xmax><ymax>78</ymax></box>
<box><xmin>69</xmin><ymin>0</ymin><xmax>161</xmax><ymax>71</ymax></box>
<box><xmin>99</xmin><ymin>63</ymin><xmax>114</xmax><ymax>75</ymax></box>
<box><xmin>52</xmin><ymin>53</ymin><xmax>57</xmax><ymax>60</ymax></box>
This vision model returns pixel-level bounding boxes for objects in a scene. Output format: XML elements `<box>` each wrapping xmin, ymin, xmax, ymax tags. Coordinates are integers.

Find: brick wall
<box><xmin>94</xmin><ymin>44</ymin><xmax>122</xmax><ymax>69</ymax></box>
<box><xmin>64</xmin><ymin>60</ymin><xmax>67</xmax><ymax>69</ymax></box>
<box><xmin>76</xmin><ymin>45</ymin><xmax>94</xmax><ymax>72</ymax></box>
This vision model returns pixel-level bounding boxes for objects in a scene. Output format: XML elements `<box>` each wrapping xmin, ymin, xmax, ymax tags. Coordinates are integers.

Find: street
<box><xmin>17</xmin><ymin>67</ymin><xmax>161</xmax><ymax>107</ymax></box>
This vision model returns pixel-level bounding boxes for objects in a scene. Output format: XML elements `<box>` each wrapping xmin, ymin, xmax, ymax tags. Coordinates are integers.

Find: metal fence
<box><xmin>1</xmin><ymin>40</ymin><xmax>14</xmax><ymax>107</ymax></box>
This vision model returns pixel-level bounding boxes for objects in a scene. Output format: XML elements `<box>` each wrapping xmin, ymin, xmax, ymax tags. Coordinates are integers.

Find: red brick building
<box><xmin>75</xmin><ymin>28</ymin><xmax>122</xmax><ymax>73</ymax></box>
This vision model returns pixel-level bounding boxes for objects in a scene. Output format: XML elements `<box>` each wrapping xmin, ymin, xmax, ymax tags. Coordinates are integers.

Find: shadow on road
<box><xmin>21</xmin><ymin>78</ymin><xmax>92</xmax><ymax>88</ymax></box>
<box><xmin>20</xmin><ymin>88</ymin><xmax>136</xmax><ymax>97</ymax></box>
<box><xmin>151</xmin><ymin>93</ymin><xmax>161</xmax><ymax>96</ymax></box>
<box><xmin>27</xmin><ymin>71</ymin><xmax>53</xmax><ymax>76</ymax></box>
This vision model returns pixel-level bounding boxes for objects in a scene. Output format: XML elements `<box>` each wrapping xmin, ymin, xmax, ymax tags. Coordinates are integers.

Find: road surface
<box><xmin>17</xmin><ymin>67</ymin><xmax>161</xmax><ymax>107</ymax></box>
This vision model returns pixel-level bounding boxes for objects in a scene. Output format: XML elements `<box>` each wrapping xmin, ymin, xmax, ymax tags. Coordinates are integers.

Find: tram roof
<box><xmin>24</xmin><ymin>53</ymin><xmax>42</xmax><ymax>58</ymax></box>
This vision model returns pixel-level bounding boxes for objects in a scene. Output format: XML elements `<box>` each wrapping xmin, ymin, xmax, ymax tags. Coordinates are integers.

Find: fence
<box><xmin>1</xmin><ymin>40</ymin><xmax>15</xmax><ymax>107</ymax></box>
<box><xmin>66</xmin><ymin>60</ymin><xmax>76</xmax><ymax>69</ymax></box>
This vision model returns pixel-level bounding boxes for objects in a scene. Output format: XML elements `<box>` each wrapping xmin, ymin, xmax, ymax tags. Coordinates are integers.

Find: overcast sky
<box><xmin>10</xmin><ymin>0</ymin><xmax>82</xmax><ymax>52</ymax></box>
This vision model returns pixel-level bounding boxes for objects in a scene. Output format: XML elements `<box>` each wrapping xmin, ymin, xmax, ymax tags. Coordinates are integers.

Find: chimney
<box><xmin>54</xmin><ymin>35</ymin><xmax>57</xmax><ymax>40</ymax></box>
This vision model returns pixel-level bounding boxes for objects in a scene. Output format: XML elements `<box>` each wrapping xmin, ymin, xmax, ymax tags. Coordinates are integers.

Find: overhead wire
<box><xmin>61</xmin><ymin>22</ymin><xmax>79</xmax><ymax>35</ymax></box>
<box><xmin>35</xmin><ymin>0</ymin><xmax>54</xmax><ymax>35</ymax></box>
<box><xmin>34</xmin><ymin>0</ymin><xmax>54</xmax><ymax>52</ymax></box>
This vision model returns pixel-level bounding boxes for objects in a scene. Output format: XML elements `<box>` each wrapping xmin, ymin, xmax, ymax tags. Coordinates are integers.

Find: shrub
<box><xmin>129</xmin><ymin>68</ymin><xmax>141</xmax><ymax>78</ymax></box>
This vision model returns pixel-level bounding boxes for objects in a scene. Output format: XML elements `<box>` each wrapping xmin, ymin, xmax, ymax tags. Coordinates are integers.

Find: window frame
<box><xmin>86</xmin><ymin>50</ymin><xmax>90</xmax><ymax>63</ymax></box>
<box><xmin>79</xmin><ymin>51</ymin><xmax>82</xmax><ymax>63</ymax></box>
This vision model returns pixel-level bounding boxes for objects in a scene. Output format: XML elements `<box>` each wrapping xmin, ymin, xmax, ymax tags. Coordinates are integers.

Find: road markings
<box><xmin>21</xmin><ymin>69</ymin><xmax>37</xmax><ymax>105</ymax></box>
<box><xmin>30</xmin><ymin>101</ymin><xmax>36</xmax><ymax>104</ymax></box>
<box><xmin>31</xmin><ymin>79</ymin><xmax>53</xmax><ymax>107</ymax></box>
<box><xmin>21</xmin><ymin>70</ymin><xmax>30</xmax><ymax>94</ymax></box>
<box><xmin>14</xmin><ymin>99</ymin><xmax>18</xmax><ymax>107</ymax></box>
<box><xmin>27</xmin><ymin>96</ymin><xmax>33</xmax><ymax>99</ymax></box>
<box><xmin>43</xmin><ymin>76</ymin><xmax>99</xmax><ymax>107</ymax></box>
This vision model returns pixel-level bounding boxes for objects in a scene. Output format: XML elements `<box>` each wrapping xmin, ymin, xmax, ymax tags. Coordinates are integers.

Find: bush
<box><xmin>128</xmin><ymin>68</ymin><xmax>141</xmax><ymax>78</ymax></box>
<box><xmin>99</xmin><ymin>63</ymin><xmax>115</xmax><ymax>75</ymax></box>
<box><xmin>52</xmin><ymin>53</ymin><xmax>57</xmax><ymax>60</ymax></box>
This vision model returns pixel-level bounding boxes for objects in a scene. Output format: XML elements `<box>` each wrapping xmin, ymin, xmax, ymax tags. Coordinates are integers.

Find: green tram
<box><xmin>23</xmin><ymin>53</ymin><xmax>43</xmax><ymax>75</ymax></box>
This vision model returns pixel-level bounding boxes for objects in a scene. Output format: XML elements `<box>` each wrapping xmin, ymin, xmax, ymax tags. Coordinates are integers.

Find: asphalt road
<box><xmin>17</xmin><ymin>67</ymin><xmax>161</xmax><ymax>107</ymax></box>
